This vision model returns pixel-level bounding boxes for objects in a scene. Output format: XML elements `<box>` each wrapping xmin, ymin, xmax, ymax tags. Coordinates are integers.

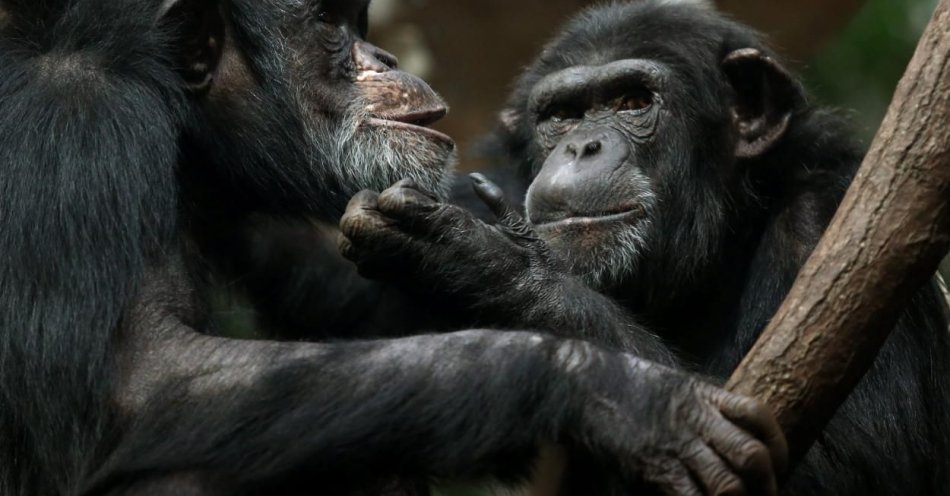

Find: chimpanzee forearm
<box><xmin>471</xmin><ymin>273</ymin><xmax>676</xmax><ymax>365</ymax></box>
<box><xmin>97</xmin><ymin>321</ymin><xmax>571</xmax><ymax>492</ymax></box>
<box><xmin>81</xmin><ymin>260</ymin><xmax>786</xmax><ymax>495</ymax></box>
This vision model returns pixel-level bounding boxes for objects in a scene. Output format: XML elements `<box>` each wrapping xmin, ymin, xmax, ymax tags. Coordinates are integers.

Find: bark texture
<box><xmin>726</xmin><ymin>0</ymin><xmax>950</xmax><ymax>463</ymax></box>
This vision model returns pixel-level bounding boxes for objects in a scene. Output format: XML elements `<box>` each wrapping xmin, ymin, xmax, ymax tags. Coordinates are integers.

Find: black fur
<box><xmin>0</xmin><ymin>2</ymin><xmax>183</xmax><ymax>491</ymax></box>
<box><xmin>1</xmin><ymin>1</ymin><xmax>789</xmax><ymax>495</ymax></box>
<box><xmin>490</xmin><ymin>3</ymin><xmax>950</xmax><ymax>494</ymax></box>
<box><xmin>335</xmin><ymin>2</ymin><xmax>950</xmax><ymax>494</ymax></box>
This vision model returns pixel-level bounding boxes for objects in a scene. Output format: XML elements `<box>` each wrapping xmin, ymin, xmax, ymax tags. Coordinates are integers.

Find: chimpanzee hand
<box><xmin>339</xmin><ymin>174</ymin><xmax>562</xmax><ymax>319</ymax></box>
<box><xmin>561</xmin><ymin>343</ymin><xmax>788</xmax><ymax>495</ymax></box>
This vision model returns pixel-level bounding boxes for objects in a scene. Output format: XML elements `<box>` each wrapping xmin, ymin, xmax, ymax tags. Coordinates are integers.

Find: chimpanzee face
<box><xmin>171</xmin><ymin>0</ymin><xmax>456</xmax><ymax>218</ymax></box>
<box><xmin>504</xmin><ymin>2</ymin><xmax>803</xmax><ymax>291</ymax></box>
<box><xmin>283</xmin><ymin>0</ymin><xmax>456</xmax><ymax>200</ymax></box>
<box><xmin>524</xmin><ymin>59</ymin><xmax>671</xmax><ymax>289</ymax></box>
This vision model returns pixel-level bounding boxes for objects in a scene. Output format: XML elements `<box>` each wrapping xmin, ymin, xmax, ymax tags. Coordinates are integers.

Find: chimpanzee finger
<box><xmin>703</xmin><ymin>413</ymin><xmax>779</xmax><ymax>496</ymax></box>
<box><xmin>714</xmin><ymin>392</ymin><xmax>789</xmax><ymax>479</ymax></box>
<box><xmin>340</xmin><ymin>190</ymin><xmax>386</xmax><ymax>243</ymax></box>
<box><xmin>339</xmin><ymin>191</ymin><xmax>421</xmax><ymax>256</ymax></box>
<box><xmin>681</xmin><ymin>441</ymin><xmax>745</xmax><ymax>496</ymax></box>
<box><xmin>470</xmin><ymin>173</ymin><xmax>528</xmax><ymax>231</ymax></box>
<box><xmin>343</xmin><ymin>189</ymin><xmax>381</xmax><ymax>214</ymax></box>
<box><xmin>376</xmin><ymin>179</ymin><xmax>445</xmax><ymax>231</ymax></box>
<box><xmin>652</xmin><ymin>461</ymin><xmax>704</xmax><ymax>496</ymax></box>
<box><xmin>339</xmin><ymin>205</ymin><xmax>427</xmax><ymax>280</ymax></box>
<box><xmin>337</xmin><ymin>231</ymin><xmax>356</xmax><ymax>262</ymax></box>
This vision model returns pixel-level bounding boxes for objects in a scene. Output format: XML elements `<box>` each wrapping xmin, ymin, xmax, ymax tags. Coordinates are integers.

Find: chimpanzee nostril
<box><xmin>353</xmin><ymin>41</ymin><xmax>400</xmax><ymax>73</ymax></box>
<box><xmin>565</xmin><ymin>143</ymin><xmax>578</xmax><ymax>158</ymax></box>
<box><xmin>583</xmin><ymin>140</ymin><xmax>602</xmax><ymax>157</ymax></box>
<box><xmin>373</xmin><ymin>47</ymin><xmax>399</xmax><ymax>70</ymax></box>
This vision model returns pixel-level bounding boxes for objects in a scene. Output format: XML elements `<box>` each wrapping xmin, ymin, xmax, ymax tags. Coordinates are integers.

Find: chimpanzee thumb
<box><xmin>470</xmin><ymin>173</ymin><xmax>532</xmax><ymax>236</ymax></box>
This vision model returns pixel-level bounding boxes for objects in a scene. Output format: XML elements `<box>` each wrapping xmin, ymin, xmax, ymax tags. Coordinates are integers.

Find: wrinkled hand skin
<box><xmin>340</xmin><ymin>179</ymin><xmax>788</xmax><ymax>494</ymax></box>
<box><xmin>339</xmin><ymin>175</ymin><xmax>563</xmax><ymax>321</ymax></box>
<box><xmin>558</xmin><ymin>341</ymin><xmax>788</xmax><ymax>496</ymax></box>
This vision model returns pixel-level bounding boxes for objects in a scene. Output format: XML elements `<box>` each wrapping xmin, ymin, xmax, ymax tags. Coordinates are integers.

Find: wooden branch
<box><xmin>726</xmin><ymin>0</ymin><xmax>950</xmax><ymax>464</ymax></box>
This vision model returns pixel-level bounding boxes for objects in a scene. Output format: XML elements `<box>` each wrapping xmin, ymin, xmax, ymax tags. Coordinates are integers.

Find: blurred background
<box><xmin>368</xmin><ymin>0</ymin><xmax>936</xmax><ymax>161</ymax></box>
<box><xmin>367</xmin><ymin>0</ymin><xmax>950</xmax><ymax>294</ymax></box>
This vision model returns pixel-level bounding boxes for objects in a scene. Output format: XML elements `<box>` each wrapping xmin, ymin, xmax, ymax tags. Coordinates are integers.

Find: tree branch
<box><xmin>726</xmin><ymin>0</ymin><xmax>950</xmax><ymax>464</ymax></box>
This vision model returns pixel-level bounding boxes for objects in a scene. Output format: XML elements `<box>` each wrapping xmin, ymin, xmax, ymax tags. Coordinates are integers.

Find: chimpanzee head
<box><xmin>161</xmin><ymin>0</ymin><xmax>456</xmax><ymax>219</ymax></box>
<box><xmin>496</xmin><ymin>1</ymin><xmax>808</xmax><ymax>293</ymax></box>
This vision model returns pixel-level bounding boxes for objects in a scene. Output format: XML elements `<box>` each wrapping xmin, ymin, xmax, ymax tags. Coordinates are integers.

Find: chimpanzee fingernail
<box><xmin>470</xmin><ymin>173</ymin><xmax>487</xmax><ymax>184</ymax></box>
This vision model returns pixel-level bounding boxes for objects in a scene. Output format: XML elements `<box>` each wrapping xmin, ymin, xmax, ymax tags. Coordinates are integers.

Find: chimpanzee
<box><xmin>340</xmin><ymin>1</ymin><xmax>950</xmax><ymax>495</ymax></box>
<box><xmin>0</xmin><ymin>0</ymin><xmax>786</xmax><ymax>494</ymax></box>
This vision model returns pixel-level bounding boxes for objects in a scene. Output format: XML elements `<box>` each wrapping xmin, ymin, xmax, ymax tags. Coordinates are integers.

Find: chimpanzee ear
<box><xmin>722</xmin><ymin>48</ymin><xmax>806</xmax><ymax>159</ymax></box>
<box><xmin>156</xmin><ymin>0</ymin><xmax>224</xmax><ymax>93</ymax></box>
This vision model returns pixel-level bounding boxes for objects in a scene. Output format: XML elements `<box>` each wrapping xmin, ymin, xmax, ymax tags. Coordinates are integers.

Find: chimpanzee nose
<box><xmin>353</xmin><ymin>41</ymin><xmax>399</xmax><ymax>73</ymax></box>
<box><xmin>549</xmin><ymin>128</ymin><xmax>627</xmax><ymax>170</ymax></box>
<box><xmin>564</xmin><ymin>138</ymin><xmax>603</xmax><ymax>160</ymax></box>
<box><xmin>528</xmin><ymin>127</ymin><xmax>631</xmax><ymax>222</ymax></box>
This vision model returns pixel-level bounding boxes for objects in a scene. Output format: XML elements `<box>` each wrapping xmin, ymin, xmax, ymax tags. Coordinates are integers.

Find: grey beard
<box><xmin>312</xmin><ymin>102</ymin><xmax>457</xmax><ymax>201</ymax></box>
<box><xmin>548</xmin><ymin>217</ymin><xmax>653</xmax><ymax>292</ymax></box>
<box><xmin>527</xmin><ymin>172</ymin><xmax>657</xmax><ymax>292</ymax></box>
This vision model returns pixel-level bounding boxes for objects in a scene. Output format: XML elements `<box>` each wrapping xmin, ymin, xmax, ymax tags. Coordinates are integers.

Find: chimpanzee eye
<box><xmin>615</xmin><ymin>89</ymin><xmax>654</xmax><ymax>113</ymax></box>
<box><xmin>317</xmin><ymin>10</ymin><xmax>335</xmax><ymax>24</ymax></box>
<box><xmin>542</xmin><ymin>105</ymin><xmax>584</xmax><ymax>123</ymax></box>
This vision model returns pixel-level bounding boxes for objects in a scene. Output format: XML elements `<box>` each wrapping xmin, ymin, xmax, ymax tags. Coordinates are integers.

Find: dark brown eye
<box><xmin>543</xmin><ymin>105</ymin><xmax>584</xmax><ymax>123</ymax></box>
<box><xmin>616</xmin><ymin>91</ymin><xmax>653</xmax><ymax>112</ymax></box>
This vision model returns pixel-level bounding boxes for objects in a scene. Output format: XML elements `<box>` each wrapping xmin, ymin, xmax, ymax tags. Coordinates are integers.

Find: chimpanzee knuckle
<box><xmin>342</xmin><ymin>209</ymin><xmax>401</xmax><ymax>243</ymax></box>
<box><xmin>732</xmin><ymin>438</ymin><xmax>771</xmax><ymax>476</ymax></box>
<box><xmin>338</xmin><ymin>211</ymin><xmax>364</xmax><ymax>238</ymax></box>
<box><xmin>337</xmin><ymin>234</ymin><xmax>356</xmax><ymax>261</ymax></box>
<box><xmin>344</xmin><ymin>189</ymin><xmax>380</xmax><ymax>212</ymax></box>
<box><xmin>339</xmin><ymin>210</ymin><xmax>374</xmax><ymax>239</ymax></box>
<box><xmin>377</xmin><ymin>182</ymin><xmax>438</xmax><ymax>217</ymax></box>
<box><xmin>719</xmin><ymin>391</ymin><xmax>761</xmax><ymax>418</ymax></box>
<box><xmin>674</xmin><ymin>382</ymin><xmax>713</xmax><ymax>428</ymax></box>
<box><xmin>684</xmin><ymin>449</ymin><xmax>746</xmax><ymax>496</ymax></box>
<box><xmin>653</xmin><ymin>462</ymin><xmax>704</xmax><ymax>496</ymax></box>
<box><xmin>553</xmin><ymin>340</ymin><xmax>603</xmax><ymax>375</ymax></box>
<box><xmin>712</xmin><ymin>476</ymin><xmax>745</xmax><ymax>496</ymax></box>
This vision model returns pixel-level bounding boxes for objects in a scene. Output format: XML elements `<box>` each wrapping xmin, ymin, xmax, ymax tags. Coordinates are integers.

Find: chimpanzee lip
<box><xmin>367</xmin><ymin>108</ymin><xmax>455</xmax><ymax>148</ymax></box>
<box><xmin>533</xmin><ymin>204</ymin><xmax>646</xmax><ymax>230</ymax></box>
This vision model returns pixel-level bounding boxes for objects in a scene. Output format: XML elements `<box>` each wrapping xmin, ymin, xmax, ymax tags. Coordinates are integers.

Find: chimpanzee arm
<box><xmin>87</xmin><ymin>262</ymin><xmax>784</xmax><ymax>495</ymax></box>
<box><xmin>339</xmin><ymin>178</ymin><xmax>674</xmax><ymax>363</ymax></box>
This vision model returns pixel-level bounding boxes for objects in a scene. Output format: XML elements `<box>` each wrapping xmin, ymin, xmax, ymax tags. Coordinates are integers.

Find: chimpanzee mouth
<box><xmin>533</xmin><ymin>204</ymin><xmax>647</xmax><ymax>231</ymax></box>
<box><xmin>367</xmin><ymin>108</ymin><xmax>455</xmax><ymax>148</ymax></box>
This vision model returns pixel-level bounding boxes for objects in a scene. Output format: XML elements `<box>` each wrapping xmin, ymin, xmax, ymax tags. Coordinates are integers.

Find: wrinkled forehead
<box><xmin>537</xmin><ymin>8</ymin><xmax>732</xmax><ymax>85</ymax></box>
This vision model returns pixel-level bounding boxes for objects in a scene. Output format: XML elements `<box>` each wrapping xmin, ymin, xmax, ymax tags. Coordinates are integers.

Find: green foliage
<box><xmin>803</xmin><ymin>0</ymin><xmax>939</xmax><ymax>140</ymax></box>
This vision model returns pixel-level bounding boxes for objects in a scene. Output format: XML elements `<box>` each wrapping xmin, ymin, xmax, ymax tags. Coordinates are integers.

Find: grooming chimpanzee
<box><xmin>341</xmin><ymin>1</ymin><xmax>950</xmax><ymax>494</ymax></box>
<box><xmin>0</xmin><ymin>0</ymin><xmax>786</xmax><ymax>494</ymax></box>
